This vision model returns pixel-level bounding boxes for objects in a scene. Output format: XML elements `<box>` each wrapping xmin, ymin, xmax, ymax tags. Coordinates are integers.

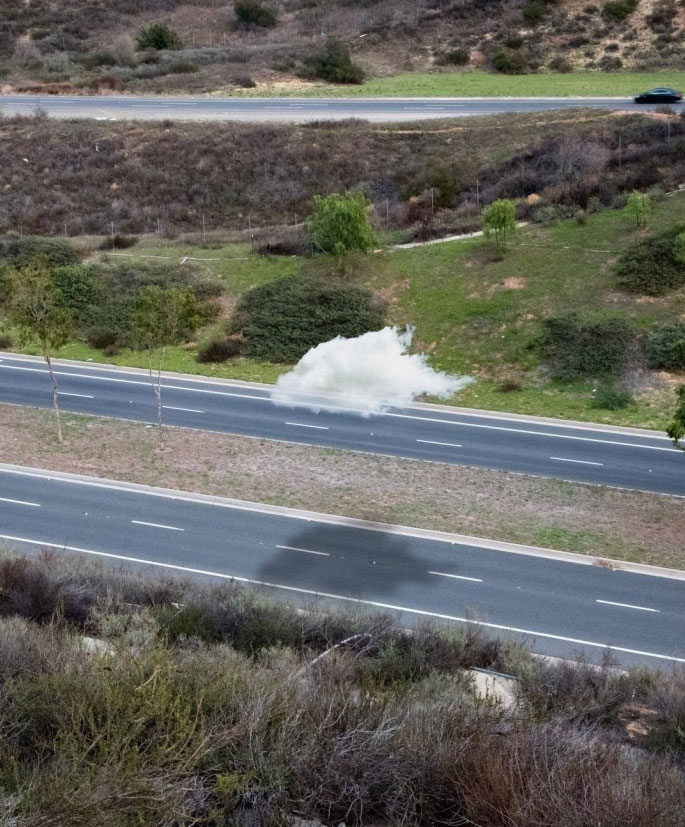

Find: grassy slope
<box><xmin>31</xmin><ymin>194</ymin><xmax>684</xmax><ymax>429</ymax></box>
<box><xmin>247</xmin><ymin>70</ymin><xmax>685</xmax><ymax>98</ymax></box>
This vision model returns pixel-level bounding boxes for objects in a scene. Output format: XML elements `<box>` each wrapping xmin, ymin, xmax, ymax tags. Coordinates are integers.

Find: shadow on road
<box><xmin>258</xmin><ymin>522</ymin><xmax>433</xmax><ymax>600</ymax></box>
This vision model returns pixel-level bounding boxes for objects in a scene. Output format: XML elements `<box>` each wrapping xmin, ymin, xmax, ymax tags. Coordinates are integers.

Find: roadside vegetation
<box><xmin>0</xmin><ymin>404</ymin><xmax>683</xmax><ymax>568</ymax></box>
<box><xmin>0</xmin><ymin>548</ymin><xmax>682</xmax><ymax>826</ymax></box>
<box><xmin>1</xmin><ymin>0</ymin><xmax>683</xmax><ymax>95</ymax></box>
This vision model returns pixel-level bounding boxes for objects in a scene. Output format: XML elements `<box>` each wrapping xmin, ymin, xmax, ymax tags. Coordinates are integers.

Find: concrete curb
<box><xmin>1</xmin><ymin>462</ymin><xmax>683</xmax><ymax>582</ymax></box>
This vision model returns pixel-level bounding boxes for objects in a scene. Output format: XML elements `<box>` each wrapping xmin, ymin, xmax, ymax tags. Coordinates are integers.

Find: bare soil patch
<box><xmin>1</xmin><ymin>404</ymin><xmax>682</xmax><ymax>569</ymax></box>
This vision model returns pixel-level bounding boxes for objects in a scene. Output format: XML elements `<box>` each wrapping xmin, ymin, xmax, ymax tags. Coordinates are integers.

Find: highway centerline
<box><xmin>550</xmin><ymin>456</ymin><xmax>604</xmax><ymax>466</ymax></box>
<box><xmin>276</xmin><ymin>544</ymin><xmax>330</xmax><ymax>557</ymax></box>
<box><xmin>428</xmin><ymin>570</ymin><xmax>483</xmax><ymax>583</ymax></box>
<box><xmin>417</xmin><ymin>439</ymin><xmax>463</xmax><ymax>449</ymax></box>
<box><xmin>596</xmin><ymin>599</ymin><xmax>660</xmax><ymax>613</ymax></box>
<box><xmin>285</xmin><ymin>422</ymin><xmax>330</xmax><ymax>430</ymax></box>
<box><xmin>162</xmin><ymin>405</ymin><xmax>205</xmax><ymax>414</ymax></box>
<box><xmin>61</xmin><ymin>392</ymin><xmax>95</xmax><ymax>399</ymax></box>
<box><xmin>131</xmin><ymin>520</ymin><xmax>184</xmax><ymax>531</ymax></box>
<box><xmin>0</xmin><ymin>497</ymin><xmax>40</xmax><ymax>507</ymax></box>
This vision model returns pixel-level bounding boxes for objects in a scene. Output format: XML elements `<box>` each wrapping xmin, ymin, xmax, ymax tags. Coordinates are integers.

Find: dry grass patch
<box><xmin>0</xmin><ymin>404</ymin><xmax>682</xmax><ymax>569</ymax></box>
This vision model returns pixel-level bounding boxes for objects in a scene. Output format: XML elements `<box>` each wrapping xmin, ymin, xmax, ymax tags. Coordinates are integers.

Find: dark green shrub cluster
<box><xmin>136</xmin><ymin>23</ymin><xmax>182</xmax><ymax>51</ymax></box>
<box><xmin>647</xmin><ymin>323</ymin><xmax>685</xmax><ymax>371</ymax></box>
<box><xmin>614</xmin><ymin>226</ymin><xmax>685</xmax><ymax>295</ymax></box>
<box><xmin>602</xmin><ymin>0</ymin><xmax>637</xmax><ymax>21</ymax></box>
<box><xmin>302</xmin><ymin>40</ymin><xmax>365</xmax><ymax>84</ymax></box>
<box><xmin>234</xmin><ymin>0</ymin><xmax>277</xmax><ymax>29</ymax></box>
<box><xmin>196</xmin><ymin>335</ymin><xmax>244</xmax><ymax>363</ymax></box>
<box><xmin>437</xmin><ymin>47</ymin><xmax>470</xmax><ymax>66</ymax></box>
<box><xmin>0</xmin><ymin>236</ymin><xmax>79</xmax><ymax>268</ymax></box>
<box><xmin>491</xmin><ymin>49</ymin><xmax>529</xmax><ymax>74</ymax></box>
<box><xmin>539</xmin><ymin>313</ymin><xmax>636</xmax><ymax>379</ymax></box>
<box><xmin>229</xmin><ymin>274</ymin><xmax>384</xmax><ymax>362</ymax></box>
<box><xmin>590</xmin><ymin>385</ymin><xmax>633</xmax><ymax>410</ymax></box>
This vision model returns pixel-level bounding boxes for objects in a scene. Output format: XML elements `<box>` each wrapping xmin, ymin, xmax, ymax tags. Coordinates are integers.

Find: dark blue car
<box><xmin>634</xmin><ymin>87</ymin><xmax>683</xmax><ymax>104</ymax></box>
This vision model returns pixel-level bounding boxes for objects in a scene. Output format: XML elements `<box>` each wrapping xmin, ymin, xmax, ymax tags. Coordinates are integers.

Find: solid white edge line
<box><xmin>596</xmin><ymin>599</ymin><xmax>660</xmax><ymax>613</ymax></box>
<box><xmin>276</xmin><ymin>544</ymin><xmax>330</xmax><ymax>557</ymax></box>
<box><xmin>417</xmin><ymin>439</ymin><xmax>463</xmax><ymax>449</ymax></box>
<box><xmin>550</xmin><ymin>456</ymin><xmax>604</xmax><ymax>467</ymax></box>
<box><xmin>0</xmin><ymin>533</ymin><xmax>681</xmax><ymax>664</ymax></box>
<box><xmin>131</xmin><ymin>520</ymin><xmax>184</xmax><ymax>532</ymax></box>
<box><xmin>285</xmin><ymin>422</ymin><xmax>330</xmax><ymax>430</ymax></box>
<box><xmin>0</xmin><ymin>497</ymin><xmax>40</xmax><ymax>507</ymax></box>
<box><xmin>428</xmin><ymin>570</ymin><xmax>483</xmax><ymax>583</ymax></box>
<box><xmin>61</xmin><ymin>392</ymin><xmax>95</xmax><ymax>399</ymax></box>
<box><xmin>0</xmin><ymin>360</ymin><xmax>677</xmax><ymax>451</ymax></box>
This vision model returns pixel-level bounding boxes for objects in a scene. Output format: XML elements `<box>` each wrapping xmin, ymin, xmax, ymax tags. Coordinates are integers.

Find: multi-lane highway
<box><xmin>0</xmin><ymin>463</ymin><xmax>683</xmax><ymax>667</ymax></box>
<box><xmin>0</xmin><ymin>93</ymin><xmax>675</xmax><ymax>122</ymax></box>
<box><xmin>0</xmin><ymin>353</ymin><xmax>682</xmax><ymax>495</ymax></box>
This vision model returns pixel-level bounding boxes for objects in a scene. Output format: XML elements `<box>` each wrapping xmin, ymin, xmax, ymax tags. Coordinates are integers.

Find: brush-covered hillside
<box><xmin>1</xmin><ymin>0</ymin><xmax>684</xmax><ymax>94</ymax></box>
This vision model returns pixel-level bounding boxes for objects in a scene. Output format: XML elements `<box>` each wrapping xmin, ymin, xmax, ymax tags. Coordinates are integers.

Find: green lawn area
<box><xmin>245</xmin><ymin>70</ymin><xmax>685</xmax><ymax>98</ymax></box>
<box><xmin>11</xmin><ymin>195</ymin><xmax>685</xmax><ymax>429</ymax></box>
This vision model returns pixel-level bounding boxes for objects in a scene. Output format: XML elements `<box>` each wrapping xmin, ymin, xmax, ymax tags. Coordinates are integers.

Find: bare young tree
<box><xmin>4</xmin><ymin>258</ymin><xmax>74</xmax><ymax>443</ymax></box>
<box><xmin>131</xmin><ymin>285</ymin><xmax>200</xmax><ymax>437</ymax></box>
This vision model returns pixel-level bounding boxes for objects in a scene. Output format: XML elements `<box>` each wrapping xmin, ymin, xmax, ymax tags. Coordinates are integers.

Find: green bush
<box><xmin>234</xmin><ymin>0</ymin><xmax>277</xmax><ymax>28</ymax></box>
<box><xmin>307</xmin><ymin>191</ymin><xmax>377</xmax><ymax>255</ymax></box>
<box><xmin>603</xmin><ymin>0</ymin><xmax>637</xmax><ymax>21</ymax></box>
<box><xmin>440</xmin><ymin>48</ymin><xmax>470</xmax><ymax>66</ymax></box>
<box><xmin>590</xmin><ymin>385</ymin><xmax>633</xmax><ymax>410</ymax></box>
<box><xmin>491</xmin><ymin>49</ymin><xmax>529</xmax><ymax>74</ymax></box>
<box><xmin>136</xmin><ymin>23</ymin><xmax>182</xmax><ymax>51</ymax></box>
<box><xmin>0</xmin><ymin>236</ymin><xmax>79</xmax><ymax>268</ymax></box>
<box><xmin>303</xmin><ymin>40</ymin><xmax>365</xmax><ymax>84</ymax></box>
<box><xmin>523</xmin><ymin>1</ymin><xmax>547</xmax><ymax>25</ymax></box>
<box><xmin>229</xmin><ymin>275</ymin><xmax>384</xmax><ymax>362</ymax></box>
<box><xmin>539</xmin><ymin>313</ymin><xmax>636</xmax><ymax>379</ymax></box>
<box><xmin>196</xmin><ymin>335</ymin><xmax>244</xmax><ymax>363</ymax></box>
<box><xmin>52</xmin><ymin>265</ymin><xmax>100</xmax><ymax>324</ymax></box>
<box><xmin>614</xmin><ymin>225</ymin><xmax>685</xmax><ymax>295</ymax></box>
<box><xmin>647</xmin><ymin>323</ymin><xmax>685</xmax><ymax>371</ymax></box>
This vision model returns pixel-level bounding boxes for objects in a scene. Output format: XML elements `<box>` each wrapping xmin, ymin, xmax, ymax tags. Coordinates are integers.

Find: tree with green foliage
<box><xmin>136</xmin><ymin>23</ymin><xmax>182</xmax><ymax>51</ymax></box>
<box><xmin>4</xmin><ymin>258</ymin><xmax>74</xmax><ymax>443</ymax></box>
<box><xmin>234</xmin><ymin>0</ymin><xmax>277</xmax><ymax>28</ymax></box>
<box><xmin>307</xmin><ymin>192</ymin><xmax>377</xmax><ymax>259</ymax></box>
<box><xmin>625</xmin><ymin>190</ymin><xmax>652</xmax><ymax>228</ymax></box>
<box><xmin>131</xmin><ymin>286</ymin><xmax>200</xmax><ymax>433</ymax></box>
<box><xmin>303</xmin><ymin>40</ymin><xmax>365</xmax><ymax>84</ymax></box>
<box><xmin>667</xmin><ymin>385</ymin><xmax>685</xmax><ymax>448</ymax></box>
<box><xmin>483</xmin><ymin>199</ymin><xmax>517</xmax><ymax>254</ymax></box>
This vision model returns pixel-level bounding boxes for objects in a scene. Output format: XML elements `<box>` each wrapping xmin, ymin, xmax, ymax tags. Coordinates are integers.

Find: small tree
<box><xmin>625</xmin><ymin>190</ymin><xmax>652</xmax><ymax>228</ymax></box>
<box><xmin>4</xmin><ymin>258</ymin><xmax>74</xmax><ymax>443</ymax></box>
<box><xmin>307</xmin><ymin>192</ymin><xmax>377</xmax><ymax>260</ymax></box>
<box><xmin>667</xmin><ymin>384</ymin><xmax>685</xmax><ymax>448</ymax></box>
<box><xmin>234</xmin><ymin>1</ymin><xmax>277</xmax><ymax>28</ymax></box>
<box><xmin>136</xmin><ymin>23</ymin><xmax>182</xmax><ymax>51</ymax></box>
<box><xmin>304</xmin><ymin>40</ymin><xmax>365</xmax><ymax>84</ymax></box>
<box><xmin>483</xmin><ymin>199</ymin><xmax>517</xmax><ymax>254</ymax></box>
<box><xmin>131</xmin><ymin>286</ymin><xmax>200</xmax><ymax>434</ymax></box>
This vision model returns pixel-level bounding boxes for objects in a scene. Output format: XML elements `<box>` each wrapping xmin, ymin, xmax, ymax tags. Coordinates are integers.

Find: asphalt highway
<box><xmin>0</xmin><ymin>354</ymin><xmax>682</xmax><ymax>495</ymax></box>
<box><xmin>0</xmin><ymin>93</ymin><xmax>676</xmax><ymax>122</ymax></box>
<box><xmin>0</xmin><ymin>463</ymin><xmax>683</xmax><ymax>667</ymax></box>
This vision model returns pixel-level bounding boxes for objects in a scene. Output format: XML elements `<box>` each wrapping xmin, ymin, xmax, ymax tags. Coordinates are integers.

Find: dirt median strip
<box><xmin>0</xmin><ymin>404</ymin><xmax>682</xmax><ymax>570</ymax></box>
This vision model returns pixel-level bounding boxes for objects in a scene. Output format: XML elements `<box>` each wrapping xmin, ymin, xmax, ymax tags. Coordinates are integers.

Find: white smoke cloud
<box><xmin>271</xmin><ymin>326</ymin><xmax>474</xmax><ymax>415</ymax></box>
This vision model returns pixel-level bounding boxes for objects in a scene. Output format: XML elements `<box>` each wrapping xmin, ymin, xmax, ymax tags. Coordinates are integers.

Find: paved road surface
<box><xmin>0</xmin><ymin>464</ymin><xmax>682</xmax><ymax>667</ymax></box>
<box><xmin>0</xmin><ymin>93</ymin><xmax>676</xmax><ymax>122</ymax></box>
<box><xmin>0</xmin><ymin>354</ymin><xmax>682</xmax><ymax>495</ymax></box>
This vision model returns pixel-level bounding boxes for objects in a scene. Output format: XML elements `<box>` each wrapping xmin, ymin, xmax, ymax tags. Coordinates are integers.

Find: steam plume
<box><xmin>271</xmin><ymin>326</ymin><xmax>473</xmax><ymax>415</ymax></box>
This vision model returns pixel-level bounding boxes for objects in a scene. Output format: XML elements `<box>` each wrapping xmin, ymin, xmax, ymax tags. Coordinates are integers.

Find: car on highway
<box><xmin>633</xmin><ymin>87</ymin><xmax>682</xmax><ymax>104</ymax></box>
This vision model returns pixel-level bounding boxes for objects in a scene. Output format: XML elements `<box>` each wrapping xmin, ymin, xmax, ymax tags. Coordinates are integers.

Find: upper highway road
<box><xmin>0</xmin><ymin>93</ymin><xmax>675</xmax><ymax>122</ymax></box>
<box><xmin>0</xmin><ymin>463</ymin><xmax>683</xmax><ymax>667</ymax></box>
<box><xmin>1</xmin><ymin>354</ymin><xmax>682</xmax><ymax>496</ymax></box>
